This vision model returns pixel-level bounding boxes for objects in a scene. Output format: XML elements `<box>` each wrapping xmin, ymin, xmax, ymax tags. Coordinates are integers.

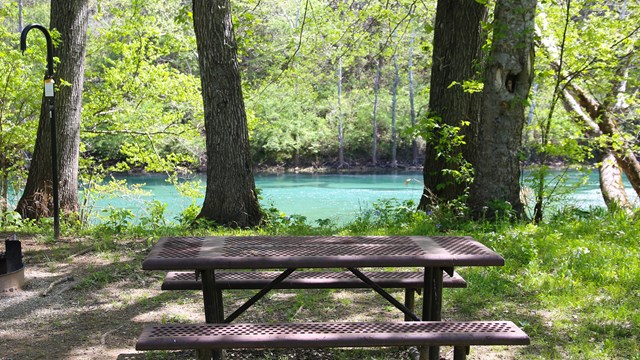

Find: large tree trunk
<box><xmin>16</xmin><ymin>0</ymin><xmax>88</xmax><ymax>220</ymax></box>
<box><xmin>418</xmin><ymin>0</ymin><xmax>487</xmax><ymax>209</ymax></box>
<box><xmin>193</xmin><ymin>0</ymin><xmax>261</xmax><ymax>228</ymax></box>
<box><xmin>469</xmin><ymin>0</ymin><xmax>536</xmax><ymax>219</ymax></box>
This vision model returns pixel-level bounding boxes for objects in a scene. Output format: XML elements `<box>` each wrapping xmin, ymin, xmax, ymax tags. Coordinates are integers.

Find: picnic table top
<box><xmin>142</xmin><ymin>235</ymin><xmax>504</xmax><ymax>270</ymax></box>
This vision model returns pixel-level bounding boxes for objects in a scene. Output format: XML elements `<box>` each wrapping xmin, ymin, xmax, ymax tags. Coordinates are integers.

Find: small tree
<box><xmin>0</xmin><ymin>10</ymin><xmax>40</xmax><ymax>215</ymax></box>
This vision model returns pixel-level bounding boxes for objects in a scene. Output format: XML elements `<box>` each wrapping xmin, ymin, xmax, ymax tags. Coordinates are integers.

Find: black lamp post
<box><xmin>20</xmin><ymin>24</ymin><xmax>60</xmax><ymax>239</ymax></box>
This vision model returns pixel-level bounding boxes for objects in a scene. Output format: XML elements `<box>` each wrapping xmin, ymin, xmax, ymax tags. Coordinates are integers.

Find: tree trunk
<box><xmin>372</xmin><ymin>58</ymin><xmax>381</xmax><ymax>166</ymax></box>
<box><xmin>193</xmin><ymin>0</ymin><xmax>261</xmax><ymax>228</ymax></box>
<box><xmin>561</xmin><ymin>88</ymin><xmax>631</xmax><ymax>212</ymax></box>
<box><xmin>18</xmin><ymin>0</ymin><xmax>23</xmax><ymax>32</ymax></box>
<box><xmin>469</xmin><ymin>0</ymin><xmax>536</xmax><ymax>219</ymax></box>
<box><xmin>1</xmin><ymin>174</ymin><xmax>7</xmax><ymax>213</ymax></box>
<box><xmin>567</xmin><ymin>81</ymin><xmax>640</xmax><ymax>199</ymax></box>
<box><xmin>408</xmin><ymin>29</ymin><xmax>418</xmax><ymax>165</ymax></box>
<box><xmin>1</xmin><ymin>156</ymin><xmax>7</xmax><ymax>213</ymax></box>
<box><xmin>337</xmin><ymin>56</ymin><xmax>345</xmax><ymax>166</ymax></box>
<box><xmin>418</xmin><ymin>0</ymin><xmax>487</xmax><ymax>209</ymax></box>
<box><xmin>599</xmin><ymin>150</ymin><xmax>631</xmax><ymax>211</ymax></box>
<box><xmin>16</xmin><ymin>0</ymin><xmax>88</xmax><ymax>220</ymax></box>
<box><xmin>391</xmin><ymin>54</ymin><xmax>399</xmax><ymax>168</ymax></box>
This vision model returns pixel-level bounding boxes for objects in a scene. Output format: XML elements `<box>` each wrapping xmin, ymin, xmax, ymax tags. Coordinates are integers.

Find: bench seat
<box><xmin>161</xmin><ymin>270</ymin><xmax>467</xmax><ymax>291</ymax></box>
<box><xmin>136</xmin><ymin>321</ymin><xmax>529</xmax><ymax>358</ymax></box>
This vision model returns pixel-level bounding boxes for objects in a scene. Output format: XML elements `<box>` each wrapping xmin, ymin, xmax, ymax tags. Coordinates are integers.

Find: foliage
<box><xmin>409</xmin><ymin>113</ymin><xmax>474</xmax><ymax>190</ymax></box>
<box><xmin>79</xmin><ymin>172</ymin><xmax>148</xmax><ymax>224</ymax></box>
<box><xmin>259</xmin><ymin>206</ymin><xmax>330</xmax><ymax>235</ymax></box>
<box><xmin>82</xmin><ymin>0</ymin><xmax>204</xmax><ymax>173</ymax></box>
<box><xmin>1</xmin><ymin>1</ymin><xmax>638</xmax><ymax>356</ymax></box>
<box><xmin>347</xmin><ymin>198</ymin><xmax>429</xmax><ymax>233</ymax></box>
<box><xmin>236</xmin><ymin>0</ymin><xmax>432</xmax><ymax>166</ymax></box>
<box><xmin>0</xmin><ymin>4</ymin><xmax>42</xmax><ymax>214</ymax></box>
<box><xmin>526</xmin><ymin>0</ymin><xmax>640</xmax><ymax>220</ymax></box>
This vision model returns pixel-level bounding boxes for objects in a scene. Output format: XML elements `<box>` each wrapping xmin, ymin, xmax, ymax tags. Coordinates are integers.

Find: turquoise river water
<box><xmin>82</xmin><ymin>170</ymin><xmax>637</xmax><ymax>224</ymax></box>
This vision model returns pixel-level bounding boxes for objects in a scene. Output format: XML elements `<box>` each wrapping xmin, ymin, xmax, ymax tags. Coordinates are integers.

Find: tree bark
<box><xmin>16</xmin><ymin>0</ymin><xmax>88</xmax><ymax>220</ymax></box>
<box><xmin>18</xmin><ymin>0</ymin><xmax>23</xmax><ymax>32</ymax></box>
<box><xmin>337</xmin><ymin>56</ymin><xmax>345</xmax><ymax>166</ymax></box>
<box><xmin>418</xmin><ymin>0</ymin><xmax>487</xmax><ymax>209</ymax></box>
<box><xmin>600</xmin><ymin>151</ymin><xmax>631</xmax><ymax>211</ymax></box>
<box><xmin>372</xmin><ymin>58</ymin><xmax>381</xmax><ymax>166</ymax></box>
<box><xmin>192</xmin><ymin>0</ymin><xmax>261</xmax><ymax>228</ymax></box>
<box><xmin>469</xmin><ymin>0</ymin><xmax>536</xmax><ymax>218</ymax></box>
<box><xmin>408</xmin><ymin>29</ymin><xmax>418</xmax><ymax>165</ymax></box>
<box><xmin>391</xmin><ymin>54</ymin><xmax>399</xmax><ymax>168</ymax></box>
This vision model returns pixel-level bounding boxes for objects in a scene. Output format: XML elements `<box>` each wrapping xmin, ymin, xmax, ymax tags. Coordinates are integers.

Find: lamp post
<box><xmin>20</xmin><ymin>24</ymin><xmax>60</xmax><ymax>240</ymax></box>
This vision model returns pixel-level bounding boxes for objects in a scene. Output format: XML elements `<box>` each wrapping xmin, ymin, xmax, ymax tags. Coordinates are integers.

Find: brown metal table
<box><xmin>142</xmin><ymin>235</ymin><xmax>504</xmax><ymax>360</ymax></box>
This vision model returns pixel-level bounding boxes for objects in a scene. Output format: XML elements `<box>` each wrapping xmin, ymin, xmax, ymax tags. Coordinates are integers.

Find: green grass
<box><xmin>447</xmin><ymin>211</ymin><xmax>640</xmax><ymax>359</ymax></box>
<box><xmin>285</xmin><ymin>205</ymin><xmax>638</xmax><ymax>358</ymax></box>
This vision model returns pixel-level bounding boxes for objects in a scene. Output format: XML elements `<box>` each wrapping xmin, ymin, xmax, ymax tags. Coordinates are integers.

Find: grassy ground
<box><xmin>1</xmin><ymin>204</ymin><xmax>638</xmax><ymax>359</ymax></box>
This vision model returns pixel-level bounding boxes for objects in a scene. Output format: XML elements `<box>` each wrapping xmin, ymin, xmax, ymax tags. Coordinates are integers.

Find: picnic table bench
<box><xmin>162</xmin><ymin>269</ymin><xmax>467</xmax><ymax>320</ymax></box>
<box><xmin>137</xmin><ymin>235</ymin><xmax>530</xmax><ymax>360</ymax></box>
<box><xmin>137</xmin><ymin>321</ymin><xmax>529</xmax><ymax>359</ymax></box>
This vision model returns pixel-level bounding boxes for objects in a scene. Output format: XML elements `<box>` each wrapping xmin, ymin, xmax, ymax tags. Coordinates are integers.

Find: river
<box><xmin>82</xmin><ymin>170</ymin><xmax>637</xmax><ymax>224</ymax></box>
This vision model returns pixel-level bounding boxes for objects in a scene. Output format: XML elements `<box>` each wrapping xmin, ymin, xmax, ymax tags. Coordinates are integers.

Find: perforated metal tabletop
<box><xmin>142</xmin><ymin>235</ymin><xmax>504</xmax><ymax>270</ymax></box>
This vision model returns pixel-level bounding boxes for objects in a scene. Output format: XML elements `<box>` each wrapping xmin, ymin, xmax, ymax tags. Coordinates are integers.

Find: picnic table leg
<box><xmin>198</xmin><ymin>269</ymin><xmax>225</xmax><ymax>360</ymax></box>
<box><xmin>421</xmin><ymin>267</ymin><xmax>444</xmax><ymax>360</ymax></box>
<box><xmin>404</xmin><ymin>289</ymin><xmax>416</xmax><ymax>321</ymax></box>
<box><xmin>453</xmin><ymin>346</ymin><xmax>470</xmax><ymax>360</ymax></box>
<box><xmin>429</xmin><ymin>268</ymin><xmax>443</xmax><ymax>360</ymax></box>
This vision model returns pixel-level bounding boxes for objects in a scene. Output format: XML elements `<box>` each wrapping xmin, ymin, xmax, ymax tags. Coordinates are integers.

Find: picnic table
<box><xmin>138</xmin><ymin>235</ymin><xmax>528</xmax><ymax>360</ymax></box>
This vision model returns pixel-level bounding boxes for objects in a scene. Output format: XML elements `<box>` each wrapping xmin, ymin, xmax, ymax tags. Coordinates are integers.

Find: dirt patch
<box><xmin>0</xmin><ymin>236</ymin><xmax>520</xmax><ymax>359</ymax></box>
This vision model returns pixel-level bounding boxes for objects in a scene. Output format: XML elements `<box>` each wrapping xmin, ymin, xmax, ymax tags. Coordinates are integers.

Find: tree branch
<box><xmin>82</xmin><ymin>128</ymin><xmax>188</xmax><ymax>136</ymax></box>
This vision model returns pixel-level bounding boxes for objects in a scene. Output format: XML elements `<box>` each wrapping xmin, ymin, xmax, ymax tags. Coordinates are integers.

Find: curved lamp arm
<box><xmin>20</xmin><ymin>23</ymin><xmax>54</xmax><ymax>80</ymax></box>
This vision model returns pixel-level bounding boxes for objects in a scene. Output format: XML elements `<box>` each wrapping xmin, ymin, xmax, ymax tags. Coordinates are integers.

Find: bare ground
<box><xmin>0</xmin><ymin>236</ymin><xmax>519</xmax><ymax>360</ymax></box>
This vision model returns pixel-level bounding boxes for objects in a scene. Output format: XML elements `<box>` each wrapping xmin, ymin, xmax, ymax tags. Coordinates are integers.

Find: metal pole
<box><xmin>20</xmin><ymin>24</ymin><xmax>59</xmax><ymax>239</ymax></box>
<box><xmin>48</xmin><ymin>96</ymin><xmax>60</xmax><ymax>239</ymax></box>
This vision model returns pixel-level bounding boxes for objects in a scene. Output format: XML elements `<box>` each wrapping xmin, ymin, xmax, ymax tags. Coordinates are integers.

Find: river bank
<box><xmin>254</xmin><ymin>161</ymin><xmax>424</xmax><ymax>174</ymax></box>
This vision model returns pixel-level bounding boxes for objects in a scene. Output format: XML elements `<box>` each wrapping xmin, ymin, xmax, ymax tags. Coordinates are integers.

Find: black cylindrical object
<box><xmin>5</xmin><ymin>238</ymin><xmax>23</xmax><ymax>273</ymax></box>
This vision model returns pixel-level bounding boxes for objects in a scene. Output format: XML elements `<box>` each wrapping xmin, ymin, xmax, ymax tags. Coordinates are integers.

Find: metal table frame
<box><xmin>143</xmin><ymin>235</ymin><xmax>504</xmax><ymax>360</ymax></box>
